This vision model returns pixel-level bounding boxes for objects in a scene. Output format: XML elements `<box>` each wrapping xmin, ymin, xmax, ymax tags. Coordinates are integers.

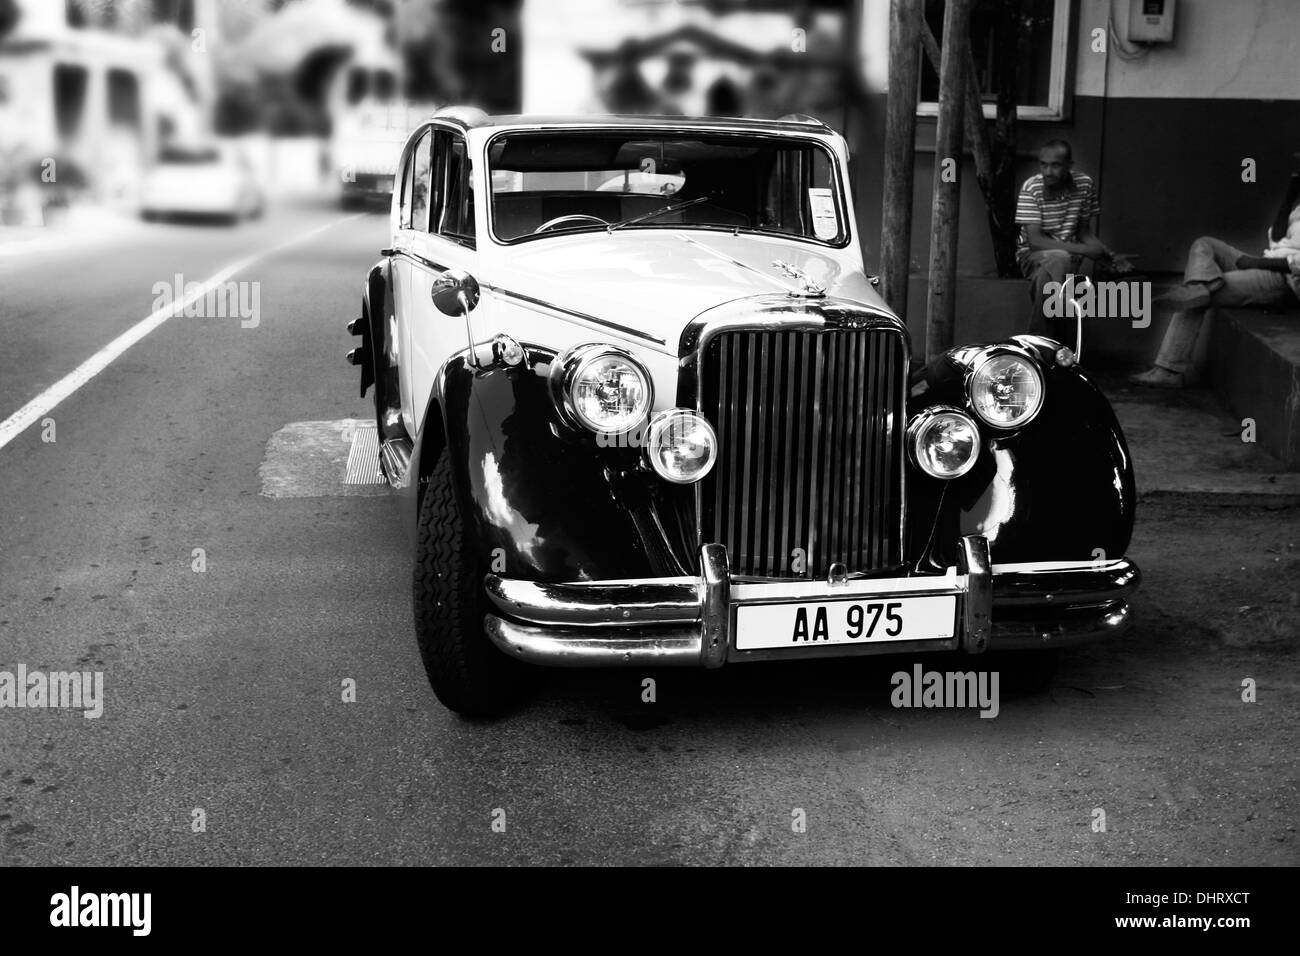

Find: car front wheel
<box><xmin>412</xmin><ymin>451</ymin><xmax>535</xmax><ymax>717</ymax></box>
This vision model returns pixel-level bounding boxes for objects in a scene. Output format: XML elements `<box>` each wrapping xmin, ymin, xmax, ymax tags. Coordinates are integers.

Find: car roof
<box><xmin>430</xmin><ymin>106</ymin><xmax>836</xmax><ymax>137</ymax></box>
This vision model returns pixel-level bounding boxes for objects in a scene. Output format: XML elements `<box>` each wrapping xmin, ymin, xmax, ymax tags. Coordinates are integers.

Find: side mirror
<box><xmin>1067</xmin><ymin>275</ymin><xmax>1091</xmax><ymax>363</ymax></box>
<box><xmin>431</xmin><ymin>269</ymin><xmax>480</xmax><ymax>317</ymax></box>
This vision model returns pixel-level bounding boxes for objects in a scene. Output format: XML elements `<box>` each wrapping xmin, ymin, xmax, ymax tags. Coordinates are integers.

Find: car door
<box><xmin>390</xmin><ymin>126</ymin><xmax>432</xmax><ymax>434</ymax></box>
<box><xmin>405</xmin><ymin>126</ymin><xmax>478</xmax><ymax>436</ymax></box>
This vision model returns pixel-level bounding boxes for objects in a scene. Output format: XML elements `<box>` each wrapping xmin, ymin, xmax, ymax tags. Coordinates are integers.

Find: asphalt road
<box><xmin>1</xmin><ymin>202</ymin><xmax>1296</xmax><ymax>866</ymax></box>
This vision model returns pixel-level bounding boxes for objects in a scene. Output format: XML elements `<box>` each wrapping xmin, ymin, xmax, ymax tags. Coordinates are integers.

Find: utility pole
<box><xmin>879</xmin><ymin>0</ymin><xmax>922</xmax><ymax>320</ymax></box>
<box><xmin>925</xmin><ymin>0</ymin><xmax>970</xmax><ymax>362</ymax></box>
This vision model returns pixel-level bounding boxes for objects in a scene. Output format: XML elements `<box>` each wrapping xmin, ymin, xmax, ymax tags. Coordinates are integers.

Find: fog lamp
<box><xmin>644</xmin><ymin>409</ymin><xmax>717</xmax><ymax>483</ymax></box>
<box><xmin>907</xmin><ymin>406</ymin><xmax>980</xmax><ymax>479</ymax></box>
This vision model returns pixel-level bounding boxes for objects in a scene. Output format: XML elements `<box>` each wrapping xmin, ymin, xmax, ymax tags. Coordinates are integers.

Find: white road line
<box><xmin>0</xmin><ymin>216</ymin><xmax>360</xmax><ymax>452</ymax></box>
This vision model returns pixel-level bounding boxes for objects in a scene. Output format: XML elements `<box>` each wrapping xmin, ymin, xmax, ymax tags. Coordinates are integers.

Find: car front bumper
<box><xmin>483</xmin><ymin>535</ymin><xmax>1141</xmax><ymax>667</ymax></box>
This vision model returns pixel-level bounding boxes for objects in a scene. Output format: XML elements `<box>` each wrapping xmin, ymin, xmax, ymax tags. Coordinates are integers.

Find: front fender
<box><xmin>432</xmin><ymin>347</ymin><xmax>691</xmax><ymax>582</ymax></box>
<box><xmin>906</xmin><ymin>344</ymin><xmax>1136</xmax><ymax>571</ymax></box>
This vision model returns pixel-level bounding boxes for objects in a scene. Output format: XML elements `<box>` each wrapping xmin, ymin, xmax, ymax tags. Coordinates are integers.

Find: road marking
<box><xmin>0</xmin><ymin>216</ymin><xmax>361</xmax><ymax>453</ymax></box>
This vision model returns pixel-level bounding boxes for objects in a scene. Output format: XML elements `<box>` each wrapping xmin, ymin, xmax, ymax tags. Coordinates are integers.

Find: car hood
<box><xmin>485</xmin><ymin>231</ymin><xmax>889</xmax><ymax>349</ymax></box>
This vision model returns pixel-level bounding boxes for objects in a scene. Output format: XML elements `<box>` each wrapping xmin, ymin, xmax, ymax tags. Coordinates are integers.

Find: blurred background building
<box><xmin>0</xmin><ymin>0</ymin><xmax>217</xmax><ymax>207</ymax></box>
<box><xmin>525</xmin><ymin>0</ymin><xmax>857</xmax><ymax>123</ymax></box>
<box><xmin>2</xmin><ymin>0</ymin><xmax>1297</xmax><ymax>281</ymax></box>
<box><xmin>0</xmin><ymin>0</ymin><xmax>525</xmax><ymax>217</ymax></box>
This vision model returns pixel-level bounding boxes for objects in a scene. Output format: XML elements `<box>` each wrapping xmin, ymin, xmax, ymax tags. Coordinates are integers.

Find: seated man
<box><xmin>1130</xmin><ymin>163</ymin><xmax>1300</xmax><ymax>388</ymax></box>
<box><xmin>1015</xmin><ymin>140</ymin><xmax>1127</xmax><ymax>337</ymax></box>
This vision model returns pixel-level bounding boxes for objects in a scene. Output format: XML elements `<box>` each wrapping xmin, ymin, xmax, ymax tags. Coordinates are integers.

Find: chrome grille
<box><xmin>699</xmin><ymin>328</ymin><xmax>906</xmax><ymax>578</ymax></box>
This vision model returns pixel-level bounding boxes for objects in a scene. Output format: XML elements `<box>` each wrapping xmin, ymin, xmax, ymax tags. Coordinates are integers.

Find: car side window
<box><xmin>407</xmin><ymin>129</ymin><xmax>433</xmax><ymax>232</ymax></box>
<box><xmin>428</xmin><ymin>130</ymin><xmax>449</xmax><ymax>234</ymax></box>
<box><xmin>411</xmin><ymin>127</ymin><xmax>474</xmax><ymax>244</ymax></box>
<box><xmin>398</xmin><ymin>135</ymin><xmax>417</xmax><ymax>228</ymax></box>
<box><xmin>437</xmin><ymin>135</ymin><xmax>475</xmax><ymax>245</ymax></box>
<box><xmin>399</xmin><ymin>139</ymin><xmax>415</xmax><ymax>228</ymax></box>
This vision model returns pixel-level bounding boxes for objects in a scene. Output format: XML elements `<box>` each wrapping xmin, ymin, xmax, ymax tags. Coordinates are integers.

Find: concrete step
<box><xmin>1094</xmin><ymin>369</ymin><xmax>1300</xmax><ymax>494</ymax></box>
<box><xmin>1207</xmin><ymin>307</ymin><xmax>1300</xmax><ymax>470</ymax></box>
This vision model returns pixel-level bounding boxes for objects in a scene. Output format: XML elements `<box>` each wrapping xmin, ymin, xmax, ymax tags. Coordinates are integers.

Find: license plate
<box><xmin>733</xmin><ymin>595</ymin><xmax>957</xmax><ymax>650</ymax></box>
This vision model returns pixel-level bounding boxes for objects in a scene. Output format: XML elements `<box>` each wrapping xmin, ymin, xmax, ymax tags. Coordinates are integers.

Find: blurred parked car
<box><xmin>140</xmin><ymin>143</ymin><xmax>264</xmax><ymax>224</ymax></box>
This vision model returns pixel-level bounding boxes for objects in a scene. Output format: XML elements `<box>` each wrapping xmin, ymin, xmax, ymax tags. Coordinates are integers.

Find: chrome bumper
<box><xmin>483</xmin><ymin>534</ymin><xmax>1141</xmax><ymax>668</ymax></box>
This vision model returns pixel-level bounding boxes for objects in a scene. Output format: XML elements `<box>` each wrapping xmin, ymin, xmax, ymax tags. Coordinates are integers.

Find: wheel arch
<box><xmin>415</xmin><ymin>395</ymin><xmax>448</xmax><ymax>509</ymax></box>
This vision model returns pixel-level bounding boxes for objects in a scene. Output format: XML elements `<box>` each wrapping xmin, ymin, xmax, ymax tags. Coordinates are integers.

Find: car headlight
<box><xmin>556</xmin><ymin>345</ymin><xmax>652</xmax><ymax>435</ymax></box>
<box><xmin>644</xmin><ymin>409</ymin><xmax>717</xmax><ymax>483</ymax></box>
<box><xmin>968</xmin><ymin>351</ymin><xmax>1044</xmax><ymax>429</ymax></box>
<box><xmin>907</xmin><ymin>406</ymin><xmax>980</xmax><ymax>479</ymax></box>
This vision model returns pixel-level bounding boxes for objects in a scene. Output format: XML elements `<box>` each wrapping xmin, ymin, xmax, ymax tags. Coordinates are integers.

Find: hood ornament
<box><xmin>771</xmin><ymin>260</ymin><xmax>826</xmax><ymax>297</ymax></box>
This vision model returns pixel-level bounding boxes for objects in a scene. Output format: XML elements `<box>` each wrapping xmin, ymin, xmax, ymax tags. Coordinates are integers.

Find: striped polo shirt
<box><xmin>1015</xmin><ymin>172</ymin><xmax>1099</xmax><ymax>261</ymax></box>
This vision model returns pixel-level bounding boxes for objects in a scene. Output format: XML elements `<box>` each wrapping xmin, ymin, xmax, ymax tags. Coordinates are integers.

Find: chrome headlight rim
<box><xmin>643</xmin><ymin>407</ymin><xmax>718</xmax><ymax>484</ymax></box>
<box><xmin>906</xmin><ymin>405</ymin><xmax>981</xmax><ymax>480</ymax></box>
<box><xmin>552</xmin><ymin>343</ymin><xmax>654</xmax><ymax>436</ymax></box>
<box><xmin>966</xmin><ymin>347</ymin><xmax>1046</xmax><ymax>431</ymax></box>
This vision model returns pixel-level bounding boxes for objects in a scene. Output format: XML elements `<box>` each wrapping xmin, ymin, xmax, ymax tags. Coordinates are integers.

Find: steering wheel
<box><xmin>533</xmin><ymin>214</ymin><xmax>610</xmax><ymax>234</ymax></box>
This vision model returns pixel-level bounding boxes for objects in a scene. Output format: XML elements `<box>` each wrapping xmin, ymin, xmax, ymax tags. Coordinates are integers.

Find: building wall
<box><xmin>0</xmin><ymin>0</ymin><xmax>217</xmax><ymax>201</ymax></box>
<box><xmin>855</xmin><ymin>0</ymin><xmax>1300</xmax><ymax>278</ymax></box>
<box><xmin>520</xmin><ymin>0</ymin><xmax>830</xmax><ymax>113</ymax></box>
<box><xmin>1074</xmin><ymin>0</ymin><xmax>1300</xmax><ymax>100</ymax></box>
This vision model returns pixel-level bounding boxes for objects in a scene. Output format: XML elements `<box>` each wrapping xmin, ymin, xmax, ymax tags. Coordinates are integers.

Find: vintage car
<box><xmin>346</xmin><ymin>107</ymin><xmax>1140</xmax><ymax>716</ymax></box>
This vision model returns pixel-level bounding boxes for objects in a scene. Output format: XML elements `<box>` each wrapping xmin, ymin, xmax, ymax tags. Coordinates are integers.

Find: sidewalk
<box><xmin>1099</xmin><ymin>372</ymin><xmax>1300</xmax><ymax>495</ymax></box>
<box><xmin>0</xmin><ymin>204</ymin><xmax>147</xmax><ymax>258</ymax></box>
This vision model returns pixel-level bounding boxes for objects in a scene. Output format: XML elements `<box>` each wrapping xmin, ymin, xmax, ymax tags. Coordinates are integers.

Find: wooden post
<box><xmin>920</xmin><ymin>20</ymin><xmax>994</xmax><ymax>216</ymax></box>
<box><xmin>925</xmin><ymin>0</ymin><xmax>971</xmax><ymax>362</ymax></box>
<box><xmin>879</xmin><ymin>0</ymin><xmax>922</xmax><ymax>318</ymax></box>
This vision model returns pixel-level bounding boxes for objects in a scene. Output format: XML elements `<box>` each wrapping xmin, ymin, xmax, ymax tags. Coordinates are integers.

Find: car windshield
<box><xmin>487</xmin><ymin>130</ymin><xmax>845</xmax><ymax>244</ymax></box>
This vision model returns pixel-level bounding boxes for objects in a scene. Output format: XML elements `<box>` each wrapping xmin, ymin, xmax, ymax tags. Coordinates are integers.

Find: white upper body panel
<box><xmin>392</xmin><ymin>112</ymin><xmax>890</xmax><ymax>354</ymax></box>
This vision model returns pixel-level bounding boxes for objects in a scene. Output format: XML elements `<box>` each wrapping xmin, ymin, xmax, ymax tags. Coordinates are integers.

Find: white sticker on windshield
<box><xmin>808</xmin><ymin>188</ymin><xmax>838</xmax><ymax>240</ymax></box>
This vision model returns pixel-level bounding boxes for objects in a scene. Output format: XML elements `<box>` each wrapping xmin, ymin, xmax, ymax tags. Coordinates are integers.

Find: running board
<box><xmin>379</xmin><ymin>437</ymin><xmax>414</xmax><ymax>488</ymax></box>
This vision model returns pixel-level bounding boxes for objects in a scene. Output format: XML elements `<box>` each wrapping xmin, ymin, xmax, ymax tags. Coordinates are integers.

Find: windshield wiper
<box><xmin>606</xmin><ymin>196</ymin><xmax>710</xmax><ymax>233</ymax></box>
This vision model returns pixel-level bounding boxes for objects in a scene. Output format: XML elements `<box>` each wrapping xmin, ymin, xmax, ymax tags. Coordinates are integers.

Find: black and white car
<box><xmin>347</xmin><ymin>107</ymin><xmax>1141</xmax><ymax>716</ymax></box>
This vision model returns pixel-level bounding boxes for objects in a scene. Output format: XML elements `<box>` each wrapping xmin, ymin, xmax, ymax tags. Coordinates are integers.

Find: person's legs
<box><xmin>1158</xmin><ymin>236</ymin><xmax>1254</xmax><ymax>309</ymax></box>
<box><xmin>1023</xmin><ymin>249</ymin><xmax>1074</xmax><ymax>334</ymax></box>
<box><xmin>1134</xmin><ymin>261</ymin><xmax>1295</xmax><ymax>386</ymax></box>
<box><xmin>1044</xmin><ymin>254</ymin><xmax>1102</xmax><ymax>344</ymax></box>
<box><xmin>1209</xmin><ymin>266</ymin><xmax>1294</xmax><ymax>308</ymax></box>
<box><xmin>1029</xmin><ymin>254</ymin><xmax>1102</xmax><ymax>343</ymax></box>
<box><xmin>1074</xmin><ymin>254</ymin><xmax>1098</xmax><ymax>280</ymax></box>
<box><xmin>1147</xmin><ymin>308</ymin><xmax>1207</xmax><ymax>377</ymax></box>
<box><xmin>1183</xmin><ymin>236</ymin><xmax>1251</xmax><ymax>285</ymax></box>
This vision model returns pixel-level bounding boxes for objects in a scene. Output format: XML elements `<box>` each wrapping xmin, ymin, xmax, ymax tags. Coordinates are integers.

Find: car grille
<box><xmin>699</xmin><ymin>327</ymin><xmax>907</xmax><ymax>578</ymax></box>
